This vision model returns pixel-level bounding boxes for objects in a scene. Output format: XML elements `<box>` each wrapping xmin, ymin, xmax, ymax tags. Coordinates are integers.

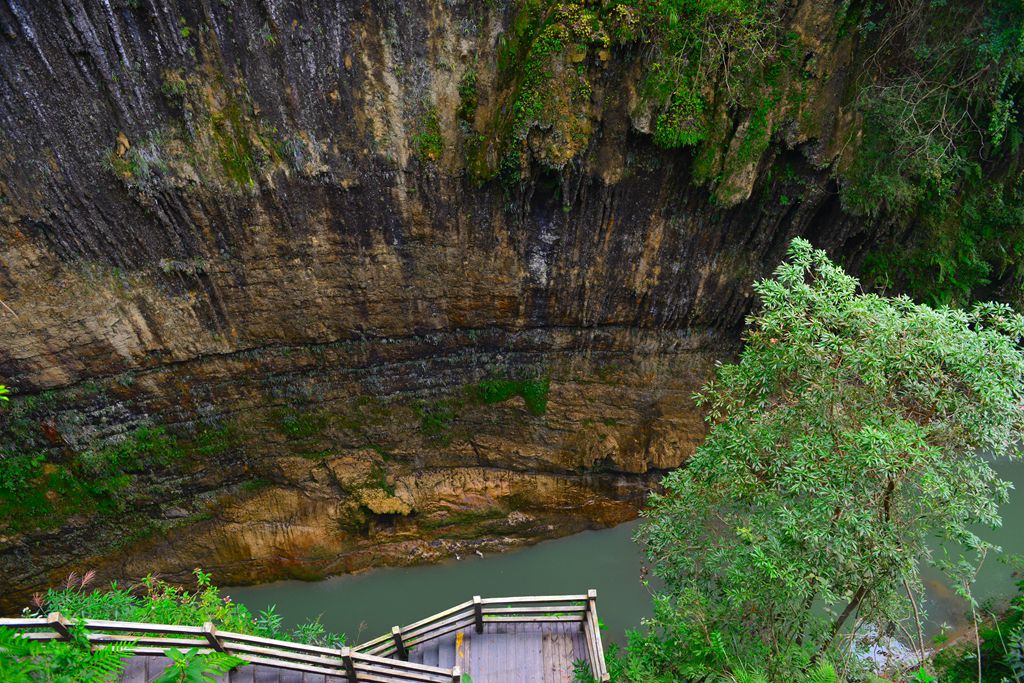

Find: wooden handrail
<box><xmin>584</xmin><ymin>589</ymin><xmax>611</xmax><ymax>682</ymax></box>
<box><xmin>478</xmin><ymin>594</ymin><xmax>588</xmax><ymax>604</ymax></box>
<box><xmin>0</xmin><ymin>613</ymin><xmax>456</xmax><ymax>682</ymax></box>
<box><xmin>352</xmin><ymin>590</ymin><xmax>607</xmax><ymax>680</ymax></box>
<box><xmin>1</xmin><ymin>590</ymin><xmax>610</xmax><ymax>681</ymax></box>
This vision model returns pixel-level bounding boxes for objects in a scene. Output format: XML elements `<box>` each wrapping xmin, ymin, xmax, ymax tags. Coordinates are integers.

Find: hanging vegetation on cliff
<box><xmin>469</xmin><ymin>0</ymin><xmax>1024</xmax><ymax>305</ymax></box>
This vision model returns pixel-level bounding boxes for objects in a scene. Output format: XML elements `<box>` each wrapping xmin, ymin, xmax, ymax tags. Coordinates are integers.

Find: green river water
<box><xmin>228</xmin><ymin>460</ymin><xmax>1024</xmax><ymax>646</ymax></box>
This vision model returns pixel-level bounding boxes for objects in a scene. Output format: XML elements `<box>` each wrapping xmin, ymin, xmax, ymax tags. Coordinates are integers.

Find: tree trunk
<box><xmin>818</xmin><ymin>584</ymin><xmax>867</xmax><ymax>655</ymax></box>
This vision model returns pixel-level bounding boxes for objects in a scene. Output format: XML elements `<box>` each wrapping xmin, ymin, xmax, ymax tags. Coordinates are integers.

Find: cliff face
<box><xmin>0</xmin><ymin>0</ymin><xmax>874</xmax><ymax>609</ymax></box>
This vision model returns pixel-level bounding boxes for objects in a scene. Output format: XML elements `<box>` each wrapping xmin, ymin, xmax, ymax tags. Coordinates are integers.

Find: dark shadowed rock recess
<box><xmin>0</xmin><ymin>0</ymin><xmax>877</xmax><ymax>611</ymax></box>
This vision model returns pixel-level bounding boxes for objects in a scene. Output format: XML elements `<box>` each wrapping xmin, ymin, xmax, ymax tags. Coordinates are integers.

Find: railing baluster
<box><xmin>451</xmin><ymin>664</ymin><xmax>462</xmax><ymax>682</ymax></box>
<box><xmin>46</xmin><ymin>612</ymin><xmax>71</xmax><ymax>640</ymax></box>
<box><xmin>202</xmin><ymin>622</ymin><xmax>224</xmax><ymax>651</ymax></box>
<box><xmin>391</xmin><ymin>625</ymin><xmax>408</xmax><ymax>660</ymax></box>
<box><xmin>472</xmin><ymin>595</ymin><xmax>483</xmax><ymax>634</ymax></box>
<box><xmin>586</xmin><ymin>589</ymin><xmax>610</xmax><ymax>682</ymax></box>
<box><xmin>341</xmin><ymin>646</ymin><xmax>357</xmax><ymax>681</ymax></box>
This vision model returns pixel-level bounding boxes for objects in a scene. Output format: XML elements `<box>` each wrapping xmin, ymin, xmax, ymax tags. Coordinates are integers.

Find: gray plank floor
<box><xmin>118</xmin><ymin>622</ymin><xmax>593</xmax><ymax>682</ymax></box>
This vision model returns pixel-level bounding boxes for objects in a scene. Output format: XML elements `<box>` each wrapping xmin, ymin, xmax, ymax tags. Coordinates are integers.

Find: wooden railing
<box><xmin>0</xmin><ymin>614</ymin><xmax>460</xmax><ymax>682</ymax></box>
<box><xmin>353</xmin><ymin>590</ymin><xmax>610</xmax><ymax>681</ymax></box>
<box><xmin>1</xmin><ymin>590</ymin><xmax>610</xmax><ymax>682</ymax></box>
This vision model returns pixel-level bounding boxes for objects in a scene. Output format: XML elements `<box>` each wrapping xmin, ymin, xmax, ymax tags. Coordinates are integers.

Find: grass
<box><xmin>475</xmin><ymin>377</ymin><xmax>550</xmax><ymax>416</ymax></box>
<box><xmin>458</xmin><ymin>69</ymin><xmax>479</xmax><ymax>124</ymax></box>
<box><xmin>414</xmin><ymin>400</ymin><xmax>458</xmax><ymax>443</ymax></box>
<box><xmin>0</xmin><ymin>426</ymin><xmax>185</xmax><ymax>533</ymax></box>
<box><xmin>211</xmin><ymin>100</ymin><xmax>257</xmax><ymax>186</ymax></box>
<box><xmin>419</xmin><ymin>508</ymin><xmax>507</xmax><ymax>531</ymax></box>
<box><xmin>274</xmin><ymin>408</ymin><xmax>329</xmax><ymax>439</ymax></box>
<box><xmin>412</xmin><ymin>107</ymin><xmax>444</xmax><ymax>162</ymax></box>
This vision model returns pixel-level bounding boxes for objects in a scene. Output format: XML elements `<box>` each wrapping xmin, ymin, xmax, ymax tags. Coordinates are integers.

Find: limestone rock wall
<box><xmin>0</xmin><ymin>0</ymin><xmax>874</xmax><ymax>609</ymax></box>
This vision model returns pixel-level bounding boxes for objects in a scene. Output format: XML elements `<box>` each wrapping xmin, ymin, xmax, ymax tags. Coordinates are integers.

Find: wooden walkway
<box><xmin>117</xmin><ymin>622</ymin><xmax>589</xmax><ymax>682</ymax></box>
<box><xmin>1</xmin><ymin>591</ymin><xmax>610</xmax><ymax>683</ymax></box>
<box><xmin>404</xmin><ymin>621</ymin><xmax>591</xmax><ymax>682</ymax></box>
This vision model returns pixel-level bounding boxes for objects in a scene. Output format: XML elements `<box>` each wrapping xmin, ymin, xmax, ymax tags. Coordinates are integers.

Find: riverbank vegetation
<box><xmin>0</xmin><ymin>568</ymin><xmax>343</xmax><ymax>681</ymax></box>
<box><xmin>934</xmin><ymin>578</ymin><xmax>1024</xmax><ymax>682</ymax></box>
<box><xmin>613</xmin><ymin>239</ymin><xmax>1024</xmax><ymax>681</ymax></box>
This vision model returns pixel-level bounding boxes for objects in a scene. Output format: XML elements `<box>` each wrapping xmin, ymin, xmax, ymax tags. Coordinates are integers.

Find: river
<box><xmin>228</xmin><ymin>459</ymin><xmax>1024</xmax><ymax>646</ymax></box>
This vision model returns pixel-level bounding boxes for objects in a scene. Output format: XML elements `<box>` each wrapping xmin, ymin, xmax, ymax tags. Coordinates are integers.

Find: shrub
<box><xmin>636</xmin><ymin>239</ymin><xmax>1024</xmax><ymax>680</ymax></box>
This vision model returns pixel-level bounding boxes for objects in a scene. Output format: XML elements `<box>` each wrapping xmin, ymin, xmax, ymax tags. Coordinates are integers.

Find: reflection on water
<box><xmin>226</xmin><ymin>458</ymin><xmax>1024</xmax><ymax>646</ymax></box>
<box><xmin>920</xmin><ymin>457</ymin><xmax>1024</xmax><ymax>635</ymax></box>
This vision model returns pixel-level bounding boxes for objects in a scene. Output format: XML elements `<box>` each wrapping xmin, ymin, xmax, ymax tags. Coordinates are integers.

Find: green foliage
<box><xmin>274</xmin><ymin>408</ymin><xmax>329</xmax><ymax>439</ymax></box>
<box><xmin>640</xmin><ymin>0</ymin><xmax>784</xmax><ymax>150</ymax></box>
<box><xmin>414</xmin><ymin>400</ymin><xmax>458</xmax><ymax>444</ymax></box>
<box><xmin>935</xmin><ymin>578</ymin><xmax>1024</xmax><ymax>682</ymax></box>
<box><xmin>2</xmin><ymin>569</ymin><xmax>342</xmax><ymax>681</ymax></box>
<box><xmin>572</xmin><ymin>657</ymin><xmax>596</xmax><ymax>683</ymax></box>
<box><xmin>475</xmin><ymin>377</ymin><xmax>550</xmax><ymax>415</ymax></box>
<box><xmin>636</xmin><ymin>239</ymin><xmax>1024</xmax><ymax>680</ymax></box>
<box><xmin>652</xmin><ymin>86</ymin><xmax>706</xmax><ymax>149</ymax></box>
<box><xmin>845</xmin><ymin>1</ymin><xmax>1024</xmax><ymax>303</ymax></box>
<box><xmin>473</xmin><ymin>0</ymin><xmax>612</xmax><ymax>180</ymax></box>
<box><xmin>0</xmin><ymin>620</ymin><xmax>134</xmax><ymax>682</ymax></box>
<box><xmin>107</xmin><ymin>132</ymin><xmax>171</xmax><ymax>191</ymax></box>
<box><xmin>161</xmin><ymin>70</ymin><xmax>188</xmax><ymax>99</ymax></box>
<box><xmin>864</xmin><ymin>174</ymin><xmax>1024</xmax><ymax>307</ymax></box>
<box><xmin>211</xmin><ymin>100</ymin><xmax>257</xmax><ymax>186</ymax></box>
<box><xmin>151</xmin><ymin>648</ymin><xmax>244</xmax><ymax>683</ymax></box>
<box><xmin>192</xmin><ymin>423</ymin><xmax>238</xmax><ymax>457</ymax></box>
<box><xmin>458</xmin><ymin>69</ymin><xmax>479</xmax><ymax>124</ymax></box>
<box><xmin>412</xmin><ymin>107</ymin><xmax>444</xmax><ymax>162</ymax></box>
<box><xmin>36</xmin><ymin>568</ymin><xmax>346</xmax><ymax>646</ymax></box>
<box><xmin>0</xmin><ymin>426</ymin><xmax>186</xmax><ymax>532</ymax></box>
<box><xmin>78</xmin><ymin>426</ymin><xmax>181</xmax><ymax>478</ymax></box>
<box><xmin>509</xmin><ymin>21</ymin><xmax>567</xmax><ymax>140</ymax></box>
<box><xmin>0</xmin><ymin>385</ymin><xmax>9</xmax><ymax>402</ymax></box>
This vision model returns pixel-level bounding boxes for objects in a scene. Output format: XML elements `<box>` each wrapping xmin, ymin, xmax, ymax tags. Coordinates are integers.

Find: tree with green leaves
<box><xmin>633</xmin><ymin>238</ymin><xmax>1024</xmax><ymax>681</ymax></box>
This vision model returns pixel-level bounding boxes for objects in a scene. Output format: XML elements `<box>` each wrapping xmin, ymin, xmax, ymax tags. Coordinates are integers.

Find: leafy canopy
<box><xmin>638</xmin><ymin>238</ymin><xmax>1024</xmax><ymax>678</ymax></box>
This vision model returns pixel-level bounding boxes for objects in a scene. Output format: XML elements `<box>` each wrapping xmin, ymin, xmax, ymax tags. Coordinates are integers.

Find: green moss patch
<box><xmin>475</xmin><ymin>377</ymin><xmax>550</xmax><ymax>416</ymax></box>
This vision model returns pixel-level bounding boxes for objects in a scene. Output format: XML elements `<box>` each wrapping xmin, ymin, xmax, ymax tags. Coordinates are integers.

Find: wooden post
<box><xmin>588</xmin><ymin>589</ymin><xmax>610</xmax><ymax>681</ymax></box>
<box><xmin>472</xmin><ymin>595</ymin><xmax>483</xmax><ymax>634</ymax></box>
<box><xmin>451</xmin><ymin>664</ymin><xmax>462</xmax><ymax>682</ymax></box>
<box><xmin>391</xmin><ymin>625</ymin><xmax>408</xmax><ymax>660</ymax></box>
<box><xmin>202</xmin><ymin>622</ymin><xmax>224</xmax><ymax>651</ymax></box>
<box><xmin>46</xmin><ymin>612</ymin><xmax>71</xmax><ymax>640</ymax></box>
<box><xmin>341</xmin><ymin>646</ymin><xmax>357</xmax><ymax>682</ymax></box>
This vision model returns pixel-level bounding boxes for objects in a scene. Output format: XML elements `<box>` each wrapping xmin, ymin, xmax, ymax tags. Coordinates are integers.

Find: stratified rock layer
<box><xmin>0</xmin><ymin>0</ymin><xmax>872</xmax><ymax>609</ymax></box>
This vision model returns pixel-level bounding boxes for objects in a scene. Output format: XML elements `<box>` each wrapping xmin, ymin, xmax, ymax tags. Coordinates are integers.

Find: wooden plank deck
<box><xmin>116</xmin><ymin>659</ymin><xmax>349</xmax><ymax>682</ymax></box>
<box><xmin>117</xmin><ymin>621</ymin><xmax>587</xmax><ymax>682</ymax></box>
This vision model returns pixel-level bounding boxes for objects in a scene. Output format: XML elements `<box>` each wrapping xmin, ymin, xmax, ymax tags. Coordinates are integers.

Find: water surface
<box><xmin>228</xmin><ymin>459</ymin><xmax>1024</xmax><ymax>645</ymax></box>
<box><xmin>228</xmin><ymin>520</ymin><xmax>653</xmax><ymax>645</ymax></box>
